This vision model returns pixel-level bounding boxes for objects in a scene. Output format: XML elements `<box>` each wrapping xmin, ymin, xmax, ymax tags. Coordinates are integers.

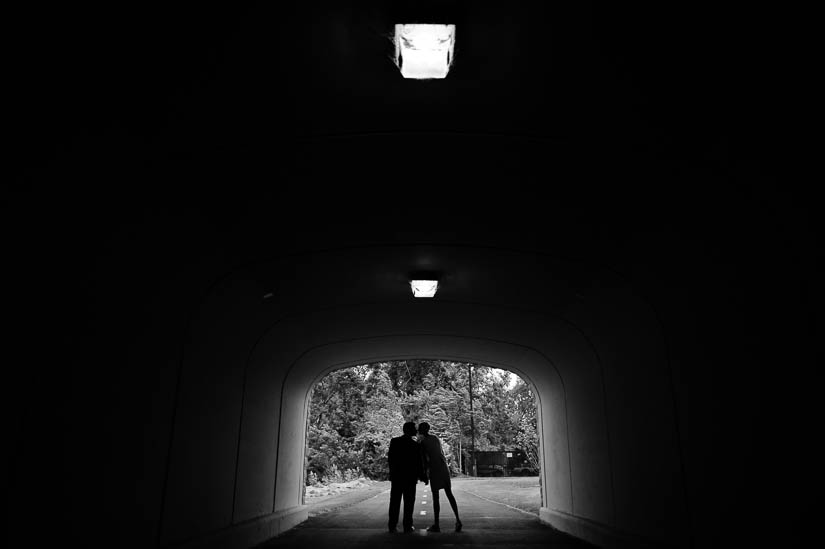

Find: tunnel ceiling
<box><xmin>12</xmin><ymin>0</ymin><xmax>744</xmax><ymax>225</ymax></box>
<box><xmin>8</xmin><ymin>1</ymin><xmax>804</xmax><ymax>327</ymax></box>
<box><xmin>25</xmin><ymin>1</ymin><xmax>729</xmax><ymax>140</ymax></box>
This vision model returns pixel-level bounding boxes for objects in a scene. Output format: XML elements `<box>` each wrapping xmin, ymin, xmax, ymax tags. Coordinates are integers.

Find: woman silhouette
<box><xmin>417</xmin><ymin>422</ymin><xmax>462</xmax><ymax>532</ymax></box>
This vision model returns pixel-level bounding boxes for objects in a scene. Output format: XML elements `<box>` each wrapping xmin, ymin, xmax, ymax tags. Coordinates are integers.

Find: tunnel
<box><xmin>155</xmin><ymin>246</ymin><xmax>694</xmax><ymax>548</ymax></box>
<box><xmin>8</xmin><ymin>231</ymin><xmax>817</xmax><ymax>548</ymax></box>
<box><xmin>6</xmin><ymin>1</ymin><xmax>816</xmax><ymax>549</ymax></box>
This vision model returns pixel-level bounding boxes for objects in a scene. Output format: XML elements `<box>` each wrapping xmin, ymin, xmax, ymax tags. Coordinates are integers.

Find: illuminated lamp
<box><xmin>394</xmin><ymin>24</ymin><xmax>456</xmax><ymax>79</ymax></box>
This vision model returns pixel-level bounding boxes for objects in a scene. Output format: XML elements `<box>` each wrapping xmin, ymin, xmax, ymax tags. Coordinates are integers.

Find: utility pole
<box><xmin>468</xmin><ymin>364</ymin><xmax>476</xmax><ymax>476</ymax></box>
<box><xmin>458</xmin><ymin>430</ymin><xmax>462</xmax><ymax>473</ymax></box>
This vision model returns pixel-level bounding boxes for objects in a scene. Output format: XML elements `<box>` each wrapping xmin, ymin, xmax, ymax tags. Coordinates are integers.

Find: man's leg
<box><xmin>402</xmin><ymin>481</ymin><xmax>416</xmax><ymax>531</ymax></box>
<box><xmin>388</xmin><ymin>482</ymin><xmax>402</xmax><ymax>531</ymax></box>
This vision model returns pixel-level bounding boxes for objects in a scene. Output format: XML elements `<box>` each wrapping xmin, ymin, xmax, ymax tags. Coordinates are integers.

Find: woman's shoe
<box><xmin>455</xmin><ymin>520</ymin><xmax>463</xmax><ymax>532</ymax></box>
<box><xmin>426</xmin><ymin>524</ymin><xmax>441</xmax><ymax>532</ymax></box>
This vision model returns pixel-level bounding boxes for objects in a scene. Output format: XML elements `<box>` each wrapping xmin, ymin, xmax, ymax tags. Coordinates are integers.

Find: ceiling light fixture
<box><xmin>410</xmin><ymin>279</ymin><xmax>439</xmax><ymax>298</ymax></box>
<box><xmin>393</xmin><ymin>24</ymin><xmax>456</xmax><ymax>79</ymax></box>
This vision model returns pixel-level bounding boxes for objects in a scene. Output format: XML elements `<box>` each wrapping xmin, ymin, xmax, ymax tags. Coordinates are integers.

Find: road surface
<box><xmin>259</xmin><ymin>479</ymin><xmax>593</xmax><ymax>548</ymax></box>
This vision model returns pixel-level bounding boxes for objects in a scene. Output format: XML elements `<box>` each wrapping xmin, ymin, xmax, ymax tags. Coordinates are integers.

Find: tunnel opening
<box><xmin>302</xmin><ymin>359</ymin><xmax>541</xmax><ymax>515</ymax></box>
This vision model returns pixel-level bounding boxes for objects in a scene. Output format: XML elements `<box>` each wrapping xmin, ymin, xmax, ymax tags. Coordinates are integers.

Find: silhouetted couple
<box><xmin>387</xmin><ymin>421</ymin><xmax>462</xmax><ymax>533</ymax></box>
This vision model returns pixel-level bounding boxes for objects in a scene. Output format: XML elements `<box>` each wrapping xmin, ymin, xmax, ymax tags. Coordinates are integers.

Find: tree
<box><xmin>510</xmin><ymin>378</ymin><xmax>540</xmax><ymax>471</ymax></box>
<box><xmin>353</xmin><ymin>368</ymin><xmax>404</xmax><ymax>478</ymax></box>
<box><xmin>305</xmin><ymin>361</ymin><xmax>540</xmax><ymax>481</ymax></box>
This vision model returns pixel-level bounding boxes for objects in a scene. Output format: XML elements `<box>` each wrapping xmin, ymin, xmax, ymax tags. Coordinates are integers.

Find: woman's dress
<box><xmin>420</xmin><ymin>434</ymin><xmax>451</xmax><ymax>491</ymax></box>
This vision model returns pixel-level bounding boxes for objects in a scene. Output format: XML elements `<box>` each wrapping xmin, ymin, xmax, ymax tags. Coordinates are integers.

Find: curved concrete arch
<box><xmin>278</xmin><ymin>334</ymin><xmax>564</xmax><ymax>516</ymax></box>
<box><xmin>236</xmin><ymin>301</ymin><xmax>586</xmax><ymax>512</ymax></box>
<box><xmin>296</xmin><ymin>352</ymin><xmax>547</xmax><ymax>496</ymax></box>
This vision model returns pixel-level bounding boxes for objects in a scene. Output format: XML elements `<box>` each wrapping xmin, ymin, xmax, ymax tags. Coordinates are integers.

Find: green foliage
<box><xmin>305</xmin><ymin>423</ymin><xmax>361</xmax><ymax>480</ymax></box>
<box><xmin>510</xmin><ymin>378</ymin><xmax>540</xmax><ymax>470</ymax></box>
<box><xmin>320</xmin><ymin>463</ymin><xmax>362</xmax><ymax>484</ymax></box>
<box><xmin>353</xmin><ymin>368</ymin><xmax>404</xmax><ymax>479</ymax></box>
<box><xmin>305</xmin><ymin>361</ymin><xmax>539</xmax><ymax>481</ymax></box>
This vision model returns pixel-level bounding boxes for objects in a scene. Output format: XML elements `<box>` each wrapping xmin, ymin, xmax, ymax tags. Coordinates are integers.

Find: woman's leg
<box><xmin>444</xmin><ymin>486</ymin><xmax>460</xmax><ymax>519</ymax></box>
<box><xmin>430</xmin><ymin>486</ymin><xmax>441</xmax><ymax>529</ymax></box>
<box><xmin>443</xmin><ymin>486</ymin><xmax>461</xmax><ymax>530</ymax></box>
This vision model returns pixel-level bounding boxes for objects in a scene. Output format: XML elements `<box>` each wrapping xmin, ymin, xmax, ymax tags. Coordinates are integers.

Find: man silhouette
<box><xmin>387</xmin><ymin>421</ymin><xmax>428</xmax><ymax>533</ymax></box>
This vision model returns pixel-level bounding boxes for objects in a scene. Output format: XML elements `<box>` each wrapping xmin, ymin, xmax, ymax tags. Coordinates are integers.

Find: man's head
<box><xmin>418</xmin><ymin>422</ymin><xmax>430</xmax><ymax>435</ymax></box>
<box><xmin>403</xmin><ymin>421</ymin><xmax>417</xmax><ymax>436</ymax></box>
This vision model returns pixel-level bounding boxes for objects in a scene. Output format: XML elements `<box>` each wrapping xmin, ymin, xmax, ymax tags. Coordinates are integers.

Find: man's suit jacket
<box><xmin>388</xmin><ymin>435</ymin><xmax>426</xmax><ymax>483</ymax></box>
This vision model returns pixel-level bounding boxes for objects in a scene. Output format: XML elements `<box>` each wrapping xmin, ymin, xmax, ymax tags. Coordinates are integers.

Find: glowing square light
<box><xmin>394</xmin><ymin>24</ymin><xmax>455</xmax><ymax>79</ymax></box>
<box><xmin>410</xmin><ymin>280</ymin><xmax>439</xmax><ymax>298</ymax></box>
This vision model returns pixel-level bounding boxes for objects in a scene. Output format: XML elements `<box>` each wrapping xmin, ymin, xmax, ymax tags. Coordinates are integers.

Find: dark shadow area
<box><xmin>260</xmin><ymin>523</ymin><xmax>595</xmax><ymax>549</ymax></box>
<box><xmin>5</xmin><ymin>1</ymin><xmax>817</xmax><ymax>548</ymax></box>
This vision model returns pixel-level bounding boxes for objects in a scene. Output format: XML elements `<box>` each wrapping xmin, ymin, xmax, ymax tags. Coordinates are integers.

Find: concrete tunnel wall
<box><xmin>157</xmin><ymin>246</ymin><xmax>688</xmax><ymax>549</ymax></box>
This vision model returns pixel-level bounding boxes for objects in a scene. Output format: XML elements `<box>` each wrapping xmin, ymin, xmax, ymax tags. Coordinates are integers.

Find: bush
<box><xmin>320</xmin><ymin>464</ymin><xmax>361</xmax><ymax>484</ymax></box>
<box><xmin>306</xmin><ymin>424</ymin><xmax>364</xmax><ymax>482</ymax></box>
<box><xmin>324</xmin><ymin>463</ymin><xmax>342</xmax><ymax>484</ymax></box>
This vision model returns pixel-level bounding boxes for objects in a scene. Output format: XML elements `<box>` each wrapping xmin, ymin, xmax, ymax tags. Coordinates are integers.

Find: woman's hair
<box><xmin>418</xmin><ymin>422</ymin><xmax>431</xmax><ymax>435</ymax></box>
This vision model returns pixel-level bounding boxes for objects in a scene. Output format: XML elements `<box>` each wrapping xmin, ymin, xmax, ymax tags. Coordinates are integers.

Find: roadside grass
<box><xmin>304</xmin><ymin>479</ymin><xmax>390</xmax><ymax>516</ymax></box>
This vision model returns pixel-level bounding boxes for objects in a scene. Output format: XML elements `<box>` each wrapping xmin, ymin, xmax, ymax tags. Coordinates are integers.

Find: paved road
<box><xmin>259</xmin><ymin>480</ymin><xmax>593</xmax><ymax>548</ymax></box>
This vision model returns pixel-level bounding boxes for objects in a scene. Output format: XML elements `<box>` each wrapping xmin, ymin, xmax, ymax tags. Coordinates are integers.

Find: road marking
<box><xmin>460</xmin><ymin>488</ymin><xmax>540</xmax><ymax>518</ymax></box>
<box><xmin>421</xmin><ymin>501</ymin><xmax>427</xmax><ymax>504</ymax></box>
<box><xmin>420</xmin><ymin>511</ymin><xmax>427</xmax><ymax>515</ymax></box>
<box><xmin>477</xmin><ymin>516</ymin><xmax>510</xmax><ymax>519</ymax></box>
